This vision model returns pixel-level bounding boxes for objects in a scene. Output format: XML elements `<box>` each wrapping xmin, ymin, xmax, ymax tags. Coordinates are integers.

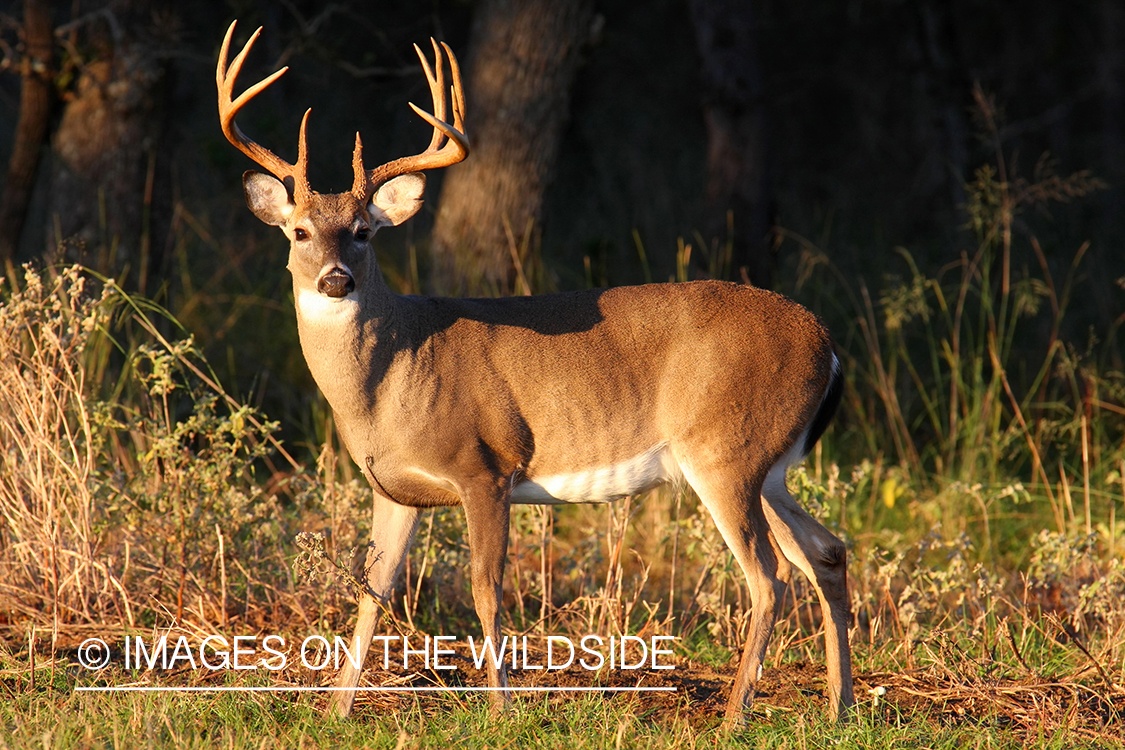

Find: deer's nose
<box><xmin>318</xmin><ymin>268</ymin><xmax>355</xmax><ymax>298</ymax></box>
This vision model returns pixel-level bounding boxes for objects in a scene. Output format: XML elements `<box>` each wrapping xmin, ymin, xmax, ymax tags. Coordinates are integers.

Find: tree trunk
<box><xmin>689</xmin><ymin>0</ymin><xmax>772</xmax><ymax>288</ymax></box>
<box><xmin>0</xmin><ymin>0</ymin><xmax>54</xmax><ymax>264</ymax></box>
<box><xmin>45</xmin><ymin>3</ymin><xmax>167</xmax><ymax>292</ymax></box>
<box><xmin>430</xmin><ymin>0</ymin><xmax>593</xmax><ymax>294</ymax></box>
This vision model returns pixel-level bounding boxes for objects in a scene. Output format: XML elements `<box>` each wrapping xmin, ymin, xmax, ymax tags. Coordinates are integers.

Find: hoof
<box><xmin>324</xmin><ymin>693</ymin><xmax>355</xmax><ymax>719</ymax></box>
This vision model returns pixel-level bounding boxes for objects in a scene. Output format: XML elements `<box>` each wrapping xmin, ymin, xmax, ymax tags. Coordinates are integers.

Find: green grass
<box><xmin>1</xmin><ymin>670</ymin><xmax>1107</xmax><ymax>750</ymax></box>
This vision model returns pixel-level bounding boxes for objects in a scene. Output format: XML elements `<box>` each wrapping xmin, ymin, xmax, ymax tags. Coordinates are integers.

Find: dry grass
<box><xmin>0</xmin><ymin>266</ymin><xmax>113</xmax><ymax>640</ymax></box>
<box><xmin>0</xmin><ymin>265</ymin><xmax>367</xmax><ymax>645</ymax></box>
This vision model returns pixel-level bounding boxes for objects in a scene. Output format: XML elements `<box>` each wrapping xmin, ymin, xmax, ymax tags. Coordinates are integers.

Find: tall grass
<box><xmin>0</xmin><ymin>265</ymin><xmax>371</xmax><ymax>646</ymax></box>
<box><xmin>772</xmin><ymin>90</ymin><xmax>1122</xmax><ymax>572</ymax></box>
<box><xmin>0</xmin><ymin>267</ymin><xmax>112</xmax><ymax>639</ymax></box>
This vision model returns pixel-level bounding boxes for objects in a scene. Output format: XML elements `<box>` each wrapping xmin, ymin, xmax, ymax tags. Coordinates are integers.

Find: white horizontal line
<box><xmin>75</xmin><ymin>686</ymin><xmax>676</xmax><ymax>693</ymax></box>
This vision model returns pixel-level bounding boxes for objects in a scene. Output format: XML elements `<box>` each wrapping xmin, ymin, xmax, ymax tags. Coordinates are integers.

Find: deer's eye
<box><xmin>355</xmin><ymin>228</ymin><xmax>370</xmax><ymax>243</ymax></box>
<box><xmin>294</xmin><ymin>227</ymin><xmax>309</xmax><ymax>242</ymax></box>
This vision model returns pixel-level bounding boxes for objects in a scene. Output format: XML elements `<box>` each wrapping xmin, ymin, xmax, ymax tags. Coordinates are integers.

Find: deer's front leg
<box><xmin>462</xmin><ymin>483</ymin><xmax>513</xmax><ymax>711</ymax></box>
<box><xmin>328</xmin><ymin>494</ymin><xmax>422</xmax><ymax>718</ymax></box>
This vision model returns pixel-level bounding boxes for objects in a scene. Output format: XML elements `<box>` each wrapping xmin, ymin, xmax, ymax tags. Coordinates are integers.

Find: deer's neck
<box><xmin>292</xmin><ymin>278</ymin><xmax>399</xmax><ymax>420</ymax></box>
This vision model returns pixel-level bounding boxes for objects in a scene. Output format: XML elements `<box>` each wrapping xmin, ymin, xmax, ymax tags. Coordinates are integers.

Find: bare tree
<box><xmin>429</xmin><ymin>0</ymin><xmax>593</xmax><ymax>293</ymax></box>
<box><xmin>689</xmin><ymin>0</ymin><xmax>772</xmax><ymax>287</ymax></box>
<box><xmin>0</xmin><ymin>0</ymin><xmax>53</xmax><ymax>264</ymax></box>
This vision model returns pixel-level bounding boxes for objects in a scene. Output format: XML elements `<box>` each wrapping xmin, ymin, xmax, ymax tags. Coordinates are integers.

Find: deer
<box><xmin>216</xmin><ymin>21</ymin><xmax>855</xmax><ymax>727</ymax></box>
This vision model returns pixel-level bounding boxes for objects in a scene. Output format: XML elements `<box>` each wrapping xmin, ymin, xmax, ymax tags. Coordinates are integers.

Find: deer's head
<box><xmin>216</xmin><ymin>22</ymin><xmax>468</xmax><ymax>301</ymax></box>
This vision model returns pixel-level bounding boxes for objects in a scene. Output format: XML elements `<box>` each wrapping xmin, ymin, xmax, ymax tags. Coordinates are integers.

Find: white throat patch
<box><xmin>296</xmin><ymin>288</ymin><xmax>360</xmax><ymax>324</ymax></box>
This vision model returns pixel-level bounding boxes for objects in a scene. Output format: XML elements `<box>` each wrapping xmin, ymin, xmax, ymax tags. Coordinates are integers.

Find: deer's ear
<box><xmin>369</xmin><ymin>173</ymin><xmax>426</xmax><ymax>228</ymax></box>
<box><xmin>243</xmin><ymin>171</ymin><xmax>293</xmax><ymax>226</ymax></box>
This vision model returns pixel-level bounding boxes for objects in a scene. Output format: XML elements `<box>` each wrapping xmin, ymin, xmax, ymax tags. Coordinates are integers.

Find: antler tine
<box><xmin>217</xmin><ymin>21</ymin><xmax>311</xmax><ymax>202</ymax></box>
<box><xmin>350</xmin><ymin>133</ymin><xmax>366</xmax><ymax>198</ymax></box>
<box><xmin>415</xmin><ymin>40</ymin><xmax>446</xmax><ymax>153</ymax></box>
<box><xmin>356</xmin><ymin>38</ymin><xmax>469</xmax><ymax>198</ymax></box>
<box><xmin>442</xmin><ymin>41</ymin><xmax>467</xmax><ymax>136</ymax></box>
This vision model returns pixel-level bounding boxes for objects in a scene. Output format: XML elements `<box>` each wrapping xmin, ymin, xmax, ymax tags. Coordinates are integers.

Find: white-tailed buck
<box><xmin>217</xmin><ymin>21</ymin><xmax>854</xmax><ymax>725</ymax></box>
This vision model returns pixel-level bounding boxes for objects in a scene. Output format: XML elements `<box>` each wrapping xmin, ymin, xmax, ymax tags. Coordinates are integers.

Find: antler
<box><xmin>217</xmin><ymin>21</ymin><xmax>312</xmax><ymax>203</ymax></box>
<box><xmin>217</xmin><ymin>22</ymin><xmax>467</xmax><ymax>204</ymax></box>
<box><xmin>351</xmin><ymin>39</ymin><xmax>469</xmax><ymax>201</ymax></box>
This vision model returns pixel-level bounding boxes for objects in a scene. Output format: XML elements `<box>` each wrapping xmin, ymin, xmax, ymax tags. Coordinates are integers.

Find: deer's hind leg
<box><xmin>679</xmin><ymin>460</ymin><xmax>789</xmax><ymax>728</ymax></box>
<box><xmin>761</xmin><ymin>458</ymin><xmax>854</xmax><ymax>721</ymax></box>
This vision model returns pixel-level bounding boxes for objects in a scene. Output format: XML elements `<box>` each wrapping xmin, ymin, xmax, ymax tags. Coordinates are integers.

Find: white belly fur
<box><xmin>510</xmin><ymin>444</ymin><xmax>675</xmax><ymax>505</ymax></box>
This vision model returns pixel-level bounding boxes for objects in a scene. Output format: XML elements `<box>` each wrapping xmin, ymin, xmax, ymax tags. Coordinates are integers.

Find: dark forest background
<box><xmin>1</xmin><ymin>0</ymin><xmax>1122</xmax><ymax>457</ymax></box>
